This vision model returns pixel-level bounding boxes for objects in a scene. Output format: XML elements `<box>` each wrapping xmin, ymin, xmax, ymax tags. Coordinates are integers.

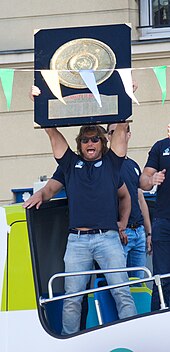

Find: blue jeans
<box><xmin>151</xmin><ymin>218</ymin><xmax>170</xmax><ymax>311</ymax></box>
<box><xmin>123</xmin><ymin>225</ymin><xmax>146</xmax><ymax>279</ymax></box>
<box><xmin>62</xmin><ymin>230</ymin><xmax>137</xmax><ymax>335</ymax></box>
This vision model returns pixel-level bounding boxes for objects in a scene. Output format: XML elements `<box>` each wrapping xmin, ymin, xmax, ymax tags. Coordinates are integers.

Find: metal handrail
<box><xmin>39</xmin><ymin>266</ymin><xmax>152</xmax><ymax>306</ymax></box>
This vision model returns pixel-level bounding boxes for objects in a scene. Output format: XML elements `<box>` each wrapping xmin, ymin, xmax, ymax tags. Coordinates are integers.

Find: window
<box><xmin>138</xmin><ymin>0</ymin><xmax>170</xmax><ymax>40</ymax></box>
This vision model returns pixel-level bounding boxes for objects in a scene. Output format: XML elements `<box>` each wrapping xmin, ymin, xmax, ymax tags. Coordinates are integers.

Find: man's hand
<box><xmin>23</xmin><ymin>191</ymin><xmax>43</xmax><ymax>210</ymax></box>
<box><xmin>152</xmin><ymin>169</ymin><xmax>166</xmax><ymax>186</ymax></box>
<box><xmin>29</xmin><ymin>85</ymin><xmax>41</xmax><ymax>101</ymax></box>
<box><xmin>117</xmin><ymin>221</ymin><xmax>128</xmax><ymax>245</ymax></box>
<box><xmin>147</xmin><ymin>234</ymin><xmax>152</xmax><ymax>255</ymax></box>
<box><xmin>167</xmin><ymin>123</ymin><xmax>170</xmax><ymax>138</ymax></box>
<box><xmin>119</xmin><ymin>230</ymin><xmax>128</xmax><ymax>245</ymax></box>
<box><xmin>132</xmin><ymin>80</ymin><xmax>138</xmax><ymax>93</ymax></box>
<box><xmin>140</xmin><ymin>166</ymin><xmax>165</xmax><ymax>191</ymax></box>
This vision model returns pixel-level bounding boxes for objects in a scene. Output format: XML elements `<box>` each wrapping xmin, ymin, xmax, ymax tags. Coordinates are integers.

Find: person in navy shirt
<box><xmin>43</xmin><ymin>122</ymin><xmax>136</xmax><ymax>335</ymax></box>
<box><xmin>23</xmin><ymin>135</ymin><xmax>133</xmax><ymax>331</ymax></box>
<box><xmin>107</xmin><ymin>123</ymin><xmax>151</xmax><ymax>279</ymax></box>
<box><xmin>23</xmin><ymin>121</ymin><xmax>137</xmax><ymax>334</ymax></box>
<box><xmin>140</xmin><ymin>124</ymin><xmax>170</xmax><ymax>311</ymax></box>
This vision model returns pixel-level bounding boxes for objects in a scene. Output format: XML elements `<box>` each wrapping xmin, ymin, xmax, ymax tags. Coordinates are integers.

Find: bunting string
<box><xmin>2</xmin><ymin>65</ymin><xmax>170</xmax><ymax>71</ymax></box>
<box><xmin>0</xmin><ymin>65</ymin><xmax>169</xmax><ymax>110</ymax></box>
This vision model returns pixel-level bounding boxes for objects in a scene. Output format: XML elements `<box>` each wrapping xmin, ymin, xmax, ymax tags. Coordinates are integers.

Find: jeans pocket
<box><xmin>103</xmin><ymin>230</ymin><xmax>118</xmax><ymax>238</ymax></box>
<box><xmin>68</xmin><ymin>233</ymin><xmax>78</xmax><ymax>242</ymax></box>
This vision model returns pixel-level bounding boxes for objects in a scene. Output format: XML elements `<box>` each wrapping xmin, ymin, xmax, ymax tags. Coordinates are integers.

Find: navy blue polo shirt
<box><xmin>145</xmin><ymin>138</ymin><xmax>170</xmax><ymax>219</ymax></box>
<box><xmin>51</xmin><ymin>166</ymin><xmax>65</xmax><ymax>186</ymax></box>
<box><xmin>52</xmin><ymin>165</ymin><xmax>123</xmax><ymax>190</ymax></box>
<box><xmin>120</xmin><ymin>157</ymin><xmax>143</xmax><ymax>226</ymax></box>
<box><xmin>56</xmin><ymin>147</ymin><xmax>124</xmax><ymax>230</ymax></box>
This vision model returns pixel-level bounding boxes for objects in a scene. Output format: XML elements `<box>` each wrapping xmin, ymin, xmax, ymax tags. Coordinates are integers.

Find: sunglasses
<box><xmin>80</xmin><ymin>136</ymin><xmax>101</xmax><ymax>144</ymax></box>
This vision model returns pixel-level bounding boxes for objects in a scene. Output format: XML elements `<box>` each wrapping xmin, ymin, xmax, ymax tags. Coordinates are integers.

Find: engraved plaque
<box><xmin>49</xmin><ymin>94</ymin><xmax>118</xmax><ymax>119</ymax></box>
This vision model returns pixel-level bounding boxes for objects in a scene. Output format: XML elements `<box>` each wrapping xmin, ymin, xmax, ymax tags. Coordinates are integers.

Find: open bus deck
<box><xmin>0</xmin><ymin>197</ymin><xmax>169</xmax><ymax>352</ymax></box>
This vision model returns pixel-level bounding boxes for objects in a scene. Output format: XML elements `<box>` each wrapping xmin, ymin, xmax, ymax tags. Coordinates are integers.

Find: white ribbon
<box><xmin>41</xmin><ymin>70</ymin><xmax>66</xmax><ymax>104</ymax></box>
<box><xmin>79</xmin><ymin>70</ymin><xmax>102</xmax><ymax>107</ymax></box>
<box><xmin>117</xmin><ymin>68</ymin><xmax>139</xmax><ymax>105</ymax></box>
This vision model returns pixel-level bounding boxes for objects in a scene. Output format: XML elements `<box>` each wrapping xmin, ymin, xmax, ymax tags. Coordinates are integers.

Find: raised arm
<box><xmin>45</xmin><ymin>128</ymin><xmax>68</xmax><ymax>159</ymax></box>
<box><xmin>29</xmin><ymin>85</ymin><xmax>68</xmax><ymax>159</ymax></box>
<box><xmin>110</xmin><ymin>122</ymin><xmax>129</xmax><ymax>157</ymax></box>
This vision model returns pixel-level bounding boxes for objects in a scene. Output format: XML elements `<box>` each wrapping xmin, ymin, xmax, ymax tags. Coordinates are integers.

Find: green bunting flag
<box><xmin>153</xmin><ymin>65</ymin><xmax>167</xmax><ymax>104</ymax></box>
<box><xmin>0</xmin><ymin>69</ymin><xmax>14</xmax><ymax>110</ymax></box>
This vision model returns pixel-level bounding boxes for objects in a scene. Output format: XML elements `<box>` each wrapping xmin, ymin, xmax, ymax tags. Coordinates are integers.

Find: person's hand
<box><xmin>152</xmin><ymin>169</ymin><xmax>166</xmax><ymax>186</ymax></box>
<box><xmin>117</xmin><ymin>221</ymin><xmax>128</xmax><ymax>245</ymax></box>
<box><xmin>132</xmin><ymin>80</ymin><xmax>138</xmax><ymax>93</ymax></box>
<box><xmin>147</xmin><ymin>234</ymin><xmax>152</xmax><ymax>255</ymax></box>
<box><xmin>167</xmin><ymin>123</ymin><xmax>170</xmax><ymax>138</ymax></box>
<box><xmin>29</xmin><ymin>85</ymin><xmax>41</xmax><ymax>101</ymax></box>
<box><xmin>22</xmin><ymin>191</ymin><xmax>43</xmax><ymax>209</ymax></box>
<box><xmin>119</xmin><ymin>230</ymin><xmax>128</xmax><ymax>245</ymax></box>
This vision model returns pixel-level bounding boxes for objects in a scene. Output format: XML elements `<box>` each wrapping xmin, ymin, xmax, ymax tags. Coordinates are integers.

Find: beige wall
<box><xmin>130</xmin><ymin>42</ymin><xmax>170</xmax><ymax>168</ymax></box>
<box><xmin>0</xmin><ymin>1</ymin><xmax>138</xmax><ymax>50</ymax></box>
<box><xmin>0</xmin><ymin>1</ymin><xmax>169</xmax><ymax>204</ymax></box>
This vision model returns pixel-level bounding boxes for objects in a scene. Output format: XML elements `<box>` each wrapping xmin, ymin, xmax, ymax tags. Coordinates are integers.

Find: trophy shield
<box><xmin>50</xmin><ymin>38</ymin><xmax>116</xmax><ymax>88</ymax></box>
<box><xmin>34</xmin><ymin>23</ymin><xmax>132</xmax><ymax>127</ymax></box>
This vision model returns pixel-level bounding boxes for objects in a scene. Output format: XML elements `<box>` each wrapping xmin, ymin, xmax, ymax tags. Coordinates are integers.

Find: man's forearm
<box><xmin>119</xmin><ymin>196</ymin><xmax>131</xmax><ymax>229</ymax></box>
<box><xmin>41</xmin><ymin>188</ymin><xmax>53</xmax><ymax>202</ymax></box>
<box><xmin>110</xmin><ymin>123</ymin><xmax>128</xmax><ymax>157</ymax></box>
<box><xmin>139</xmin><ymin>173</ymin><xmax>154</xmax><ymax>191</ymax></box>
<box><xmin>41</xmin><ymin>180</ymin><xmax>63</xmax><ymax>201</ymax></box>
<box><xmin>45</xmin><ymin>128</ymin><xmax>68</xmax><ymax>159</ymax></box>
<box><xmin>138</xmin><ymin>190</ymin><xmax>151</xmax><ymax>234</ymax></box>
<box><xmin>140</xmin><ymin>167</ymin><xmax>166</xmax><ymax>191</ymax></box>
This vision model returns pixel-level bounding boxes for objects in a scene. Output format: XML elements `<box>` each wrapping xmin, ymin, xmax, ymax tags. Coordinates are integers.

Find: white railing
<box><xmin>40</xmin><ymin>266</ymin><xmax>153</xmax><ymax>305</ymax></box>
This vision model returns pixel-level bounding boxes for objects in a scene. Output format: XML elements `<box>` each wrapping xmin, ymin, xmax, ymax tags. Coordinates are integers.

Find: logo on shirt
<box><xmin>163</xmin><ymin>148</ymin><xmax>170</xmax><ymax>156</ymax></box>
<box><xmin>134</xmin><ymin>167</ymin><xmax>140</xmax><ymax>176</ymax></box>
<box><xmin>94</xmin><ymin>160</ymin><xmax>102</xmax><ymax>168</ymax></box>
<box><xmin>75</xmin><ymin>160</ymin><xmax>84</xmax><ymax>168</ymax></box>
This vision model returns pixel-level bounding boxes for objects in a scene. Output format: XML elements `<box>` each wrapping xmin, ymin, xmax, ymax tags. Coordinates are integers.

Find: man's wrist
<box><xmin>149</xmin><ymin>175</ymin><xmax>155</xmax><ymax>187</ymax></box>
<box><xmin>146</xmin><ymin>233</ymin><xmax>151</xmax><ymax>238</ymax></box>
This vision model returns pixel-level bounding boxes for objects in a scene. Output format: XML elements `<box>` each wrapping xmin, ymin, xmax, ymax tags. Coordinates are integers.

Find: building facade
<box><xmin>0</xmin><ymin>0</ymin><xmax>170</xmax><ymax>204</ymax></box>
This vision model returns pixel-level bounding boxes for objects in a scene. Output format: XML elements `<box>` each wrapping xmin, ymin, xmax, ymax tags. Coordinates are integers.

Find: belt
<box><xmin>127</xmin><ymin>223</ymin><xmax>141</xmax><ymax>229</ymax></box>
<box><xmin>69</xmin><ymin>229</ymin><xmax>109</xmax><ymax>235</ymax></box>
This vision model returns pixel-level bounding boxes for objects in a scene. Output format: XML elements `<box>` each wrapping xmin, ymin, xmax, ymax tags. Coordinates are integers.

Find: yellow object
<box><xmin>1</xmin><ymin>204</ymin><xmax>36</xmax><ymax>311</ymax></box>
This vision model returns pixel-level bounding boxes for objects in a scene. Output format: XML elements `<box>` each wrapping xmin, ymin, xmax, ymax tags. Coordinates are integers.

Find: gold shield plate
<box><xmin>50</xmin><ymin>38</ymin><xmax>116</xmax><ymax>89</ymax></box>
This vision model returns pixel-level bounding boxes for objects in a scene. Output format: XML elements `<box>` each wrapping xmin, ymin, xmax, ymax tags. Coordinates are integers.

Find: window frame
<box><xmin>139</xmin><ymin>0</ymin><xmax>170</xmax><ymax>40</ymax></box>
